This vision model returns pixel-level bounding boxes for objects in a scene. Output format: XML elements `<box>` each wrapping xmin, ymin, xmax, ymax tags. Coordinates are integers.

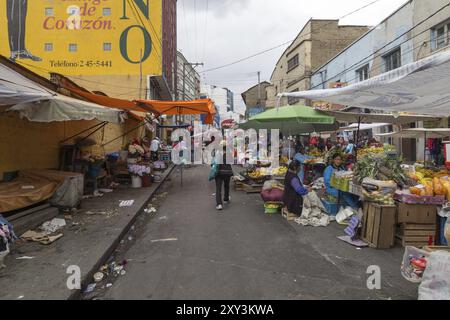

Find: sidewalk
<box><xmin>0</xmin><ymin>165</ymin><xmax>175</xmax><ymax>300</ymax></box>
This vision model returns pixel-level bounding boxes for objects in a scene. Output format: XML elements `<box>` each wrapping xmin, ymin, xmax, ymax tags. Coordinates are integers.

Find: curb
<box><xmin>69</xmin><ymin>164</ymin><xmax>176</xmax><ymax>300</ymax></box>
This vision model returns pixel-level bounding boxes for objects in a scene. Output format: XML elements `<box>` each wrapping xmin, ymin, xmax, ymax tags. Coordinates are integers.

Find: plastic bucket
<box><xmin>142</xmin><ymin>175</ymin><xmax>152</xmax><ymax>188</ymax></box>
<box><xmin>88</xmin><ymin>164</ymin><xmax>102</xmax><ymax>178</ymax></box>
<box><xmin>131</xmin><ymin>176</ymin><xmax>142</xmax><ymax>188</ymax></box>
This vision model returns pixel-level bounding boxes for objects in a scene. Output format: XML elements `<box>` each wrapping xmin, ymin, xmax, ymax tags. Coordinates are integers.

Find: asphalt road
<box><xmin>101</xmin><ymin>165</ymin><xmax>418</xmax><ymax>300</ymax></box>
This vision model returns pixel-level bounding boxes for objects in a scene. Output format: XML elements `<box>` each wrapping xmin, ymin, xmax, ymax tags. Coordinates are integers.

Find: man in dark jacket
<box><xmin>215</xmin><ymin>151</ymin><xmax>233</xmax><ymax>211</ymax></box>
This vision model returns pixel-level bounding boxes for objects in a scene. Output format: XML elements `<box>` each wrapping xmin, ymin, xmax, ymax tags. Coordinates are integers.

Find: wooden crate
<box><xmin>243</xmin><ymin>183</ymin><xmax>263</xmax><ymax>194</ymax></box>
<box><xmin>396</xmin><ymin>223</ymin><xmax>437</xmax><ymax>248</ymax></box>
<box><xmin>282</xmin><ymin>207</ymin><xmax>298</xmax><ymax>221</ymax></box>
<box><xmin>362</xmin><ymin>202</ymin><xmax>397</xmax><ymax>249</ymax></box>
<box><xmin>234</xmin><ymin>181</ymin><xmax>246</xmax><ymax>191</ymax></box>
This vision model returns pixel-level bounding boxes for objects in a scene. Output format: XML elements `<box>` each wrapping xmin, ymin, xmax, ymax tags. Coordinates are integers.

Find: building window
<box><xmin>287</xmin><ymin>54</ymin><xmax>299</xmax><ymax>72</ymax></box>
<box><xmin>287</xmin><ymin>88</ymin><xmax>300</xmax><ymax>105</ymax></box>
<box><xmin>103</xmin><ymin>8</ymin><xmax>112</xmax><ymax>16</ymax></box>
<box><xmin>103</xmin><ymin>43</ymin><xmax>112</xmax><ymax>51</ymax></box>
<box><xmin>356</xmin><ymin>64</ymin><xmax>369</xmax><ymax>82</ymax></box>
<box><xmin>431</xmin><ymin>20</ymin><xmax>450</xmax><ymax>51</ymax></box>
<box><xmin>383</xmin><ymin>48</ymin><xmax>401</xmax><ymax>72</ymax></box>
<box><xmin>44</xmin><ymin>43</ymin><xmax>53</xmax><ymax>52</ymax></box>
<box><xmin>69</xmin><ymin>44</ymin><xmax>77</xmax><ymax>52</ymax></box>
<box><xmin>45</xmin><ymin>8</ymin><xmax>54</xmax><ymax>16</ymax></box>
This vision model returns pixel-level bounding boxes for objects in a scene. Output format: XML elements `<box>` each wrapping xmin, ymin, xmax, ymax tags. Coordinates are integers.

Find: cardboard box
<box><xmin>397</xmin><ymin>203</ymin><xmax>437</xmax><ymax>224</ymax></box>
<box><xmin>362</xmin><ymin>203</ymin><xmax>397</xmax><ymax>249</ymax></box>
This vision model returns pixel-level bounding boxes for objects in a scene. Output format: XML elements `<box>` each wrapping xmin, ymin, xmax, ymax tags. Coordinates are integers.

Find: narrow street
<box><xmin>98</xmin><ymin>166</ymin><xmax>418</xmax><ymax>300</ymax></box>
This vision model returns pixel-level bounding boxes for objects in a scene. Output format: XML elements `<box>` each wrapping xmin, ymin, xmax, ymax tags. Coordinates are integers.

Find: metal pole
<box><xmin>139</xmin><ymin>49</ymin><xmax>143</xmax><ymax>99</ymax></box>
<box><xmin>424</xmin><ymin>131</ymin><xmax>427</xmax><ymax>164</ymax></box>
<box><xmin>257</xmin><ymin>71</ymin><xmax>261</xmax><ymax>106</ymax></box>
<box><xmin>355</xmin><ymin>116</ymin><xmax>362</xmax><ymax>163</ymax></box>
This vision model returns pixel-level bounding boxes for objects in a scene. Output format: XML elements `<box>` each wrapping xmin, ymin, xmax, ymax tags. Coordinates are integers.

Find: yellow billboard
<box><xmin>0</xmin><ymin>0</ymin><xmax>162</xmax><ymax>76</ymax></box>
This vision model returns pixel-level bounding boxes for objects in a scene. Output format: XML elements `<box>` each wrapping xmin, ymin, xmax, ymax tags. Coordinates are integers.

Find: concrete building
<box><xmin>0</xmin><ymin>0</ymin><xmax>177</xmax><ymax>101</ymax></box>
<box><xmin>309</xmin><ymin>0</ymin><xmax>450</xmax><ymax>161</ymax></box>
<box><xmin>176</xmin><ymin>51</ymin><xmax>201</xmax><ymax>101</ymax></box>
<box><xmin>241</xmin><ymin>82</ymin><xmax>271</xmax><ymax>119</ymax></box>
<box><xmin>201</xmin><ymin>84</ymin><xmax>233</xmax><ymax>115</ymax></box>
<box><xmin>266</xmin><ymin>19</ymin><xmax>370</xmax><ymax>108</ymax></box>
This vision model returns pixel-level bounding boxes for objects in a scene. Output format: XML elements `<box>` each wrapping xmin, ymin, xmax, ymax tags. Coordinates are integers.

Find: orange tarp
<box><xmin>66</xmin><ymin>87</ymin><xmax>149</xmax><ymax>113</ymax></box>
<box><xmin>136</xmin><ymin>99</ymin><xmax>216</xmax><ymax>124</ymax></box>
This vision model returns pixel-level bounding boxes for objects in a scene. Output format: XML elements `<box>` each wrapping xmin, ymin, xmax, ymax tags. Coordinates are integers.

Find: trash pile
<box><xmin>21</xmin><ymin>218</ymin><xmax>66</xmax><ymax>245</ymax></box>
<box><xmin>84</xmin><ymin>259</ymin><xmax>129</xmax><ymax>294</ymax></box>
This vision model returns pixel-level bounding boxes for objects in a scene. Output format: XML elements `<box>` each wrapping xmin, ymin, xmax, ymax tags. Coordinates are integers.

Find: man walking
<box><xmin>6</xmin><ymin>0</ymin><xmax>42</xmax><ymax>61</ymax></box>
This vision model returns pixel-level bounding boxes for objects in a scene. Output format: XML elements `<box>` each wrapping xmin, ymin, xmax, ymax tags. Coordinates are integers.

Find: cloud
<box><xmin>178</xmin><ymin>0</ymin><xmax>408</xmax><ymax>112</ymax></box>
<box><xmin>183</xmin><ymin>0</ymin><xmax>252</xmax><ymax>18</ymax></box>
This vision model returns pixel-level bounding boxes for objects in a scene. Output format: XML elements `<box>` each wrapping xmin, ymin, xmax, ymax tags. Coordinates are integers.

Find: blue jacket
<box><xmin>324</xmin><ymin>165</ymin><xmax>339</xmax><ymax>198</ymax></box>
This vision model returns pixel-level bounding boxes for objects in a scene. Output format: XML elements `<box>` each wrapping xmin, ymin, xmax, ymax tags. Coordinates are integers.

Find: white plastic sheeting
<box><xmin>1</xmin><ymin>62</ymin><xmax>121</xmax><ymax>123</ymax></box>
<box><xmin>8</xmin><ymin>94</ymin><xmax>121</xmax><ymax>123</ymax></box>
<box><xmin>375</xmin><ymin>128</ymin><xmax>450</xmax><ymax>139</ymax></box>
<box><xmin>280</xmin><ymin>50</ymin><xmax>450</xmax><ymax>116</ymax></box>
<box><xmin>0</xmin><ymin>64</ymin><xmax>54</xmax><ymax>106</ymax></box>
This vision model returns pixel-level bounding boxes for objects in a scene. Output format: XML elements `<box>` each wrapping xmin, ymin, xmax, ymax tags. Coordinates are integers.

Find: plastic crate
<box><xmin>321</xmin><ymin>199</ymin><xmax>342</xmax><ymax>216</ymax></box>
<box><xmin>394</xmin><ymin>192</ymin><xmax>446</xmax><ymax>205</ymax></box>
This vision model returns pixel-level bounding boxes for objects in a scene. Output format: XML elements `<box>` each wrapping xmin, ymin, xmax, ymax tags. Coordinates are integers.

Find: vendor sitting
<box><xmin>283</xmin><ymin>160</ymin><xmax>310</xmax><ymax>216</ymax></box>
<box><xmin>323</xmin><ymin>153</ymin><xmax>359</xmax><ymax>209</ymax></box>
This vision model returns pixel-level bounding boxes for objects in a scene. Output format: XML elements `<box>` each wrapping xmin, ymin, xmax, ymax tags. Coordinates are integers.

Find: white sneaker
<box><xmin>224</xmin><ymin>197</ymin><xmax>231</xmax><ymax>204</ymax></box>
<box><xmin>216</xmin><ymin>205</ymin><xmax>223</xmax><ymax>211</ymax></box>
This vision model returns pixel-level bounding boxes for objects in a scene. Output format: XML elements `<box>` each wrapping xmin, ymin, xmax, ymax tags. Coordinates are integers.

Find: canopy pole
<box><xmin>75</xmin><ymin>122</ymin><xmax>108</xmax><ymax>147</ymax></box>
<box><xmin>355</xmin><ymin>116</ymin><xmax>362</xmax><ymax>163</ymax></box>
<box><xmin>424</xmin><ymin>131</ymin><xmax>427</xmax><ymax>164</ymax></box>
<box><xmin>60</xmin><ymin>121</ymin><xmax>107</xmax><ymax>144</ymax></box>
<box><xmin>102</xmin><ymin>120</ymin><xmax>148</xmax><ymax>148</ymax></box>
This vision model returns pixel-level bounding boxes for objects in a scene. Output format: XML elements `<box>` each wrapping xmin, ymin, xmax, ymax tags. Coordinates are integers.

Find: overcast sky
<box><xmin>177</xmin><ymin>0</ymin><xmax>407</xmax><ymax>114</ymax></box>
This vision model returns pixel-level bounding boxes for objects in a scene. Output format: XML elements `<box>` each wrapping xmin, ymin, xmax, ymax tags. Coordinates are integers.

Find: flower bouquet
<box><xmin>81</xmin><ymin>154</ymin><xmax>105</xmax><ymax>178</ymax></box>
<box><xmin>128</xmin><ymin>164</ymin><xmax>151</xmax><ymax>177</ymax></box>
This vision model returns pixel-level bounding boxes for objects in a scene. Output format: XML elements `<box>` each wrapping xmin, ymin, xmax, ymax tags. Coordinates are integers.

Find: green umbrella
<box><xmin>240</xmin><ymin>105</ymin><xmax>338</xmax><ymax>135</ymax></box>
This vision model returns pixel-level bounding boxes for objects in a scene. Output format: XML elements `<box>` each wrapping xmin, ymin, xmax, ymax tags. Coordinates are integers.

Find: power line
<box><xmin>202</xmin><ymin>0</ymin><xmax>209</xmax><ymax>64</ymax></box>
<box><xmin>16</xmin><ymin>61</ymin><xmax>144</xmax><ymax>91</ymax></box>
<box><xmin>194</xmin><ymin>0</ymin><xmax>198</xmax><ymax>62</ymax></box>
<box><xmin>126</xmin><ymin>0</ymin><xmax>162</xmax><ymax>60</ymax></box>
<box><xmin>310</xmin><ymin>1</ymin><xmax>450</xmax><ymax>90</ymax></box>
<box><xmin>200</xmin><ymin>0</ymin><xmax>384</xmax><ymax>74</ymax></box>
<box><xmin>181</xmin><ymin>0</ymin><xmax>193</xmax><ymax>59</ymax></box>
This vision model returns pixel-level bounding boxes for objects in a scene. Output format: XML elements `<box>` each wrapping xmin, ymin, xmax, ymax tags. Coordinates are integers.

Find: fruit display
<box><xmin>407</xmin><ymin>165</ymin><xmax>450</xmax><ymax>200</ymax></box>
<box><xmin>308</xmin><ymin>147</ymin><xmax>324</xmax><ymax>157</ymax></box>
<box><xmin>354</xmin><ymin>151</ymin><xmax>415</xmax><ymax>188</ymax></box>
<box><xmin>361</xmin><ymin>178</ymin><xmax>397</xmax><ymax>205</ymax></box>
<box><xmin>357</xmin><ymin>144</ymin><xmax>395</xmax><ymax>158</ymax></box>
<box><xmin>264</xmin><ymin>202</ymin><xmax>283</xmax><ymax>214</ymax></box>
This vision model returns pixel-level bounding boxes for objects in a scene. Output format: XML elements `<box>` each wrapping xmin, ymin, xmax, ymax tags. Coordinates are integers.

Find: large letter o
<box><xmin>120</xmin><ymin>25</ymin><xmax>152</xmax><ymax>64</ymax></box>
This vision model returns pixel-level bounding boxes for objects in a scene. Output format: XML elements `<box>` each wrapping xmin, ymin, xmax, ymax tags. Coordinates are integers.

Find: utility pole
<box><xmin>257</xmin><ymin>71</ymin><xmax>261</xmax><ymax>106</ymax></box>
<box><xmin>139</xmin><ymin>49</ymin><xmax>143</xmax><ymax>99</ymax></box>
<box><xmin>183</xmin><ymin>62</ymin><xmax>204</xmax><ymax>101</ymax></box>
<box><xmin>182</xmin><ymin>62</ymin><xmax>203</xmax><ymax>125</ymax></box>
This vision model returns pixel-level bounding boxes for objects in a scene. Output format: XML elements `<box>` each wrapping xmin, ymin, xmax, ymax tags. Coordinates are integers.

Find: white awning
<box><xmin>280</xmin><ymin>50</ymin><xmax>450</xmax><ymax>116</ymax></box>
<box><xmin>8</xmin><ymin>94</ymin><xmax>121</xmax><ymax>123</ymax></box>
<box><xmin>339</xmin><ymin>123</ymin><xmax>391</xmax><ymax>132</ymax></box>
<box><xmin>318</xmin><ymin>110</ymin><xmax>440</xmax><ymax>124</ymax></box>
<box><xmin>1</xmin><ymin>61</ymin><xmax>122</xmax><ymax>123</ymax></box>
<box><xmin>375</xmin><ymin>128</ymin><xmax>450</xmax><ymax>139</ymax></box>
<box><xmin>0</xmin><ymin>64</ymin><xmax>54</xmax><ymax>106</ymax></box>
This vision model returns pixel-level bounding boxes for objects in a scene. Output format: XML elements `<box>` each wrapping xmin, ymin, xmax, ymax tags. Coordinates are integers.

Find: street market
<box><xmin>1</xmin><ymin>0</ymin><xmax>450</xmax><ymax>304</ymax></box>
